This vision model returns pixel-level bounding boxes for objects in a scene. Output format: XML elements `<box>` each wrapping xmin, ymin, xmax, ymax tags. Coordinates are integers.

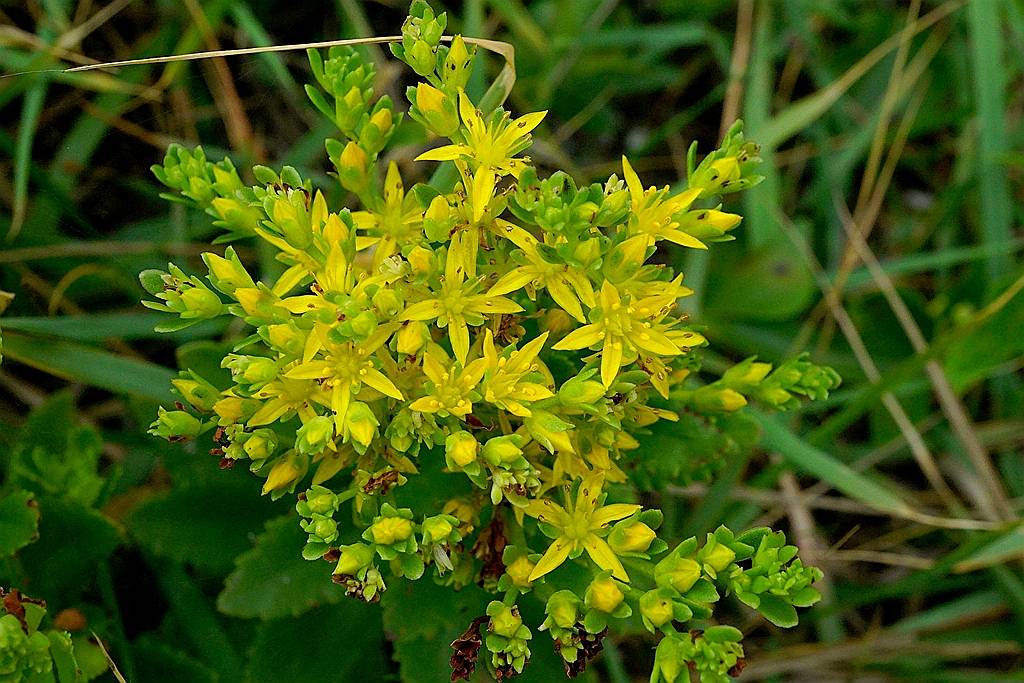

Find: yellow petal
<box><xmin>415</xmin><ymin>144</ymin><xmax>472</xmax><ymax>162</ymax></box>
<box><xmin>528</xmin><ymin>537</ymin><xmax>574</xmax><ymax>582</ymax></box>
<box><xmin>472</xmin><ymin>295</ymin><xmax>523</xmax><ymax>315</ymax></box>
<box><xmin>621</xmin><ymin>155</ymin><xmax>645</xmax><ymax>207</ymax></box>
<box><xmin>552</xmin><ymin>324</ymin><xmax>603</xmax><ymax>351</ymax></box>
<box><xmin>590</xmin><ymin>503</ymin><xmax>642</xmax><ymax>528</ymax></box>
<box><xmin>583</xmin><ymin>536</ymin><xmax>629</xmax><ymax>581</ymax></box>
<box><xmin>546</xmin><ymin>278</ymin><xmax>585</xmax><ymax>322</ymax></box>
<box><xmin>663</xmin><ymin>229</ymin><xmax>708</xmax><ymax>250</ymax></box>
<box><xmin>487</xmin><ymin>267</ymin><xmax>536</xmax><ymax>297</ymax></box>
<box><xmin>632</xmin><ymin>328</ymin><xmax>681</xmax><ymax>356</ymax></box>
<box><xmin>449</xmin><ymin>318</ymin><xmax>471</xmax><ymax>365</ymax></box>
<box><xmin>401</xmin><ymin>299</ymin><xmax>443</xmax><ymax>322</ymax></box>
<box><xmin>362</xmin><ymin>367</ymin><xmax>405</xmax><ymax>400</ymax></box>
<box><xmin>600</xmin><ymin>337</ymin><xmax>624</xmax><ymax>388</ymax></box>
<box><xmin>471</xmin><ymin>167</ymin><xmax>496</xmax><ymax>223</ymax></box>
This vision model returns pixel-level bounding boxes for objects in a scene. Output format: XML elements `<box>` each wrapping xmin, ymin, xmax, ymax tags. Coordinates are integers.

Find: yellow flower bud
<box><xmin>660</xmin><ymin>557</ymin><xmax>701</xmax><ymax>593</ymax></box>
<box><xmin>262</xmin><ymin>453</ymin><xmax>306</xmax><ymax>495</ymax></box>
<box><xmin>406</xmin><ymin>245</ymin><xmax>434</xmax><ymax>275</ymax></box>
<box><xmin>370</xmin><ymin>516</ymin><xmax>414</xmax><ymax>545</ymax></box>
<box><xmin>609</xmin><ymin>521</ymin><xmax>657</xmax><ymax>554</ymax></box>
<box><xmin>640</xmin><ymin>592</ymin><xmax>674</xmax><ymax>629</ymax></box>
<box><xmin>489</xmin><ymin>604</ymin><xmax>523</xmax><ymax>639</ymax></box>
<box><xmin>397</xmin><ymin>321</ymin><xmax>430</xmax><ymax>355</ymax></box>
<box><xmin>540</xmin><ymin>308</ymin><xmax>574</xmax><ymax>337</ymax></box>
<box><xmin>415</xmin><ymin>83</ymin><xmax>458</xmax><ymax>136</ymax></box>
<box><xmin>587</xmin><ymin>576</ymin><xmax>625</xmax><ymax>613</ymax></box>
<box><xmin>445</xmin><ymin>431</ymin><xmax>478</xmax><ymax>468</ymax></box>
<box><xmin>702</xmin><ymin>541</ymin><xmax>736</xmax><ymax>572</ymax></box>
<box><xmin>214</xmin><ymin>396</ymin><xmax>245</xmax><ymax>423</ymax></box>
<box><xmin>243</xmin><ymin>430</ymin><xmax>276</xmax><ymax>461</ymax></box>
<box><xmin>335</xmin><ymin>543</ymin><xmax>374</xmax><ymax>576</ymax></box>
<box><xmin>345</xmin><ymin>401</ymin><xmax>379</xmax><ymax>447</ymax></box>
<box><xmin>505</xmin><ymin>555</ymin><xmax>536</xmax><ymax>589</ymax></box>
<box><xmin>422</xmin><ymin>515</ymin><xmax>454</xmax><ymax>544</ymax></box>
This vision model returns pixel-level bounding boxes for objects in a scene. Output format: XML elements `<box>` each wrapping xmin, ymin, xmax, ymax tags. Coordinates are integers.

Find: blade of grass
<box><xmin>2</xmin><ymin>333</ymin><xmax>174</xmax><ymax>402</ymax></box>
<box><xmin>967</xmin><ymin>0</ymin><xmax>1013</xmax><ymax>282</ymax></box>
<box><xmin>7</xmin><ymin>72</ymin><xmax>48</xmax><ymax>242</ymax></box>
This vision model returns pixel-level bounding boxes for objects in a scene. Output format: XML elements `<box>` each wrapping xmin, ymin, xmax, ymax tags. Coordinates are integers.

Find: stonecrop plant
<box><xmin>143</xmin><ymin>2</ymin><xmax>840</xmax><ymax>680</ymax></box>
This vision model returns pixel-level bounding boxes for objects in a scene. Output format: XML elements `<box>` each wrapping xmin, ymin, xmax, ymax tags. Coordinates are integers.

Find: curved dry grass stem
<box><xmin>61</xmin><ymin>34</ymin><xmax>518</xmax><ymax>111</ymax></box>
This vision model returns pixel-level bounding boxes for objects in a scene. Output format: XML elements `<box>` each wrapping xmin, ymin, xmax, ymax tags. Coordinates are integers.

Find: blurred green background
<box><xmin>1</xmin><ymin>0</ymin><xmax>1023</xmax><ymax>681</ymax></box>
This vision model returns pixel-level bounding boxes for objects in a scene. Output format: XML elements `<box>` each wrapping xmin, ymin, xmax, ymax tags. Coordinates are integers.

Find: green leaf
<box><xmin>0</xmin><ymin>489</ymin><xmax>40</xmax><ymax>557</ymax></box>
<box><xmin>2</xmin><ymin>333</ymin><xmax>174</xmax><ymax>402</ymax></box>
<box><xmin>755</xmin><ymin>412</ymin><xmax>912</xmax><ymax>517</ymax></box>
<box><xmin>217</xmin><ymin>514</ymin><xmax>344</xmax><ymax>620</ymax></box>
<box><xmin>244</xmin><ymin>604</ymin><xmax>386</xmax><ymax>683</ymax></box>
<box><xmin>14</xmin><ymin>497</ymin><xmax>119</xmax><ymax>603</ymax></box>
<box><xmin>705</xmin><ymin>242</ymin><xmax>815</xmax><ymax>322</ymax></box>
<box><xmin>131</xmin><ymin>636</ymin><xmax>217</xmax><ymax>683</ymax></box>
<box><xmin>382</xmin><ymin>577</ymin><xmax>489</xmax><ymax>683</ymax></box>
<box><xmin>953</xmin><ymin>528</ymin><xmax>1024</xmax><ymax>574</ymax></box>
<box><xmin>756</xmin><ymin>593</ymin><xmax>799</xmax><ymax>628</ymax></box>
<box><xmin>46</xmin><ymin>631</ymin><xmax>80</xmax><ymax>683</ymax></box>
<box><xmin>128</xmin><ymin>475</ymin><xmax>281</xmax><ymax>574</ymax></box>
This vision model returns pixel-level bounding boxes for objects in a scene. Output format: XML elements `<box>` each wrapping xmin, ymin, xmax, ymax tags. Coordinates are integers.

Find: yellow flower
<box><xmin>486</xmin><ymin>228</ymin><xmax>596</xmax><ymax>323</ymax></box>
<box><xmin>285</xmin><ymin>325</ymin><xmax>404</xmax><ymax>435</ymax></box>
<box><xmin>416</xmin><ymin>91</ymin><xmax>546</xmax><ymax>222</ymax></box>
<box><xmin>479</xmin><ymin>329</ymin><xmax>553</xmax><ymax>417</ymax></box>
<box><xmin>408</xmin><ymin>346</ymin><xmax>487</xmax><ymax>418</ymax></box>
<box><xmin>523</xmin><ymin>473</ymin><xmax>640</xmax><ymax>582</ymax></box>
<box><xmin>248</xmin><ymin>375</ymin><xmax>329</xmax><ymax>426</ymax></box>
<box><xmin>552</xmin><ymin>280</ymin><xmax>686</xmax><ymax>388</ymax></box>
<box><xmin>351</xmin><ymin>162</ymin><xmax>424</xmax><ymax>262</ymax></box>
<box><xmin>621</xmin><ymin>156</ymin><xmax>706</xmax><ymax>250</ymax></box>
<box><xmin>399</xmin><ymin>257</ymin><xmax>522</xmax><ymax>364</ymax></box>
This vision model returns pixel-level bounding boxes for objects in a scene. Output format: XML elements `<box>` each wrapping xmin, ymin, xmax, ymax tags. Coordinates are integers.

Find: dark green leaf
<box><xmin>0</xmin><ymin>489</ymin><xmax>40</xmax><ymax>557</ymax></box>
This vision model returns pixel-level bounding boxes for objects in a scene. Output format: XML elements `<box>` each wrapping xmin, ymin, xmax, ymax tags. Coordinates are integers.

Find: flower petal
<box><xmin>552</xmin><ymin>324</ymin><xmax>603</xmax><ymax>351</ymax></box>
<box><xmin>590</xmin><ymin>503</ymin><xmax>642</xmax><ymax>529</ymax></box>
<box><xmin>401</xmin><ymin>299</ymin><xmax>443</xmax><ymax>322</ymax></box>
<box><xmin>583</xmin><ymin>536</ymin><xmax>629</xmax><ymax>581</ymax></box>
<box><xmin>415</xmin><ymin>144</ymin><xmax>472</xmax><ymax>162</ymax></box>
<box><xmin>528</xmin><ymin>537</ymin><xmax>574</xmax><ymax>582</ymax></box>
<box><xmin>600</xmin><ymin>337</ymin><xmax>624</xmax><ymax>388</ymax></box>
<box><xmin>362</xmin><ymin>367</ymin><xmax>405</xmax><ymax>400</ymax></box>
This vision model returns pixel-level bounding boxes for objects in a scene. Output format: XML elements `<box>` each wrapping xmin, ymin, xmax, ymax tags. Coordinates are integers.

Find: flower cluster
<box><xmin>145</xmin><ymin>2</ymin><xmax>838</xmax><ymax>680</ymax></box>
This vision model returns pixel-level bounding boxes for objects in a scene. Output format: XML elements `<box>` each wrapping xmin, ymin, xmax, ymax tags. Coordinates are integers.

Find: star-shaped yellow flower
<box><xmin>416</xmin><ymin>91</ymin><xmax>546</xmax><ymax>222</ymax></box>
<box><xmin>523</xmin><ymin>473</ymin><xmax>641</xmax><ymax>581</ymax></box>
<box><xmin>621</xmin><ymin>156</ymin><xmax>706</xmax><ymax>250</ymax></box>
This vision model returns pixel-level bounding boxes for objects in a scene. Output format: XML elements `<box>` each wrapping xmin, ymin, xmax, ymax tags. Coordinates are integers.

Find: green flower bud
<box><xmin>203</xmin><ymin>247</ymin><xmax>255</xmax><ymax>295</ymax></box>
<box><xmin>544</xmin><ymin>590</ymin><xmax>581</xmax><ymax>630</ymax></box>
<box><xmin>296</xmin><ymin>416</ymin><xmax>335</xmax><ymax>455</ymax></box>
<box><xmin>180</xmin><ymin>285</ymin><xmax>224</xmax><ymax>319</ymax></box>
<box><xmin>407</xmin><ymin>40</ymin><xmax>436</xmax><ymax>76</ymax></box>
<box><xmin>372</xmin><ymin>288</ymin><xmax>403</xmax><ymax>318</ymax></box>
<box><xmin>171</xmin><ymin>372</ymin><xmax>220</xmax><ymax>411</ymax></box>
<box><xmin>345</xmin><ymin>401</ymin><xmax>379</xmax><ymax>449</ymax></box>
<box><xmin>241</xmin><ymin>428</ymin><xmax>278</xmax><ymax>461</ymax></box>
<box><xmin>441</xmin><ymin>36</ymin><xmax>474</xmax><ymax>90</ymax></box>
<box><xmin>585</xmin><ymin>575</ymin><xmax>624</xmax><ymax>613</ymax></box>
<box><xmin>639</xmin><ymin>589</ymin><xmax>674</xmax><ymax>630</ymax></box>
<box><xmin>370</xmin><ymin>516</ymin><xmax>414</xmax><ymax>545</ymax></box>
<box><xmin>335</xmin><ymin>542</ymin><xmax>374</xmax><ymax>576</ymax></box>
<box><xmin>149</xmin><ymin>408</ymin><xmax>203</xmax><ymax>440</ymax></box>
<box><xmin>481</xmin><ymin>435</ymin><xmax>524</xmax><ymax>467</ymax></box>
<box><xmin>608</xmin><ymin>519</ymin><xmax>657</xmax><ymax>554</ymax></box>
<box><xmin>488</xmin><ymin>602</ymin><xmax>523</xmax><ymax>639</ymax></box>
<box><xmin>558</xmin><ymin>374</ymin><xmax>606</xmax><ymax>406</ymax></box>
<box><xmin>299</xmin><ymin>484</ymin><xmax>339</xmax><ymax>516</ymax></box>
<box><xmin>421</xmin><ymin>514</ymin><xmax>458</xmax><ymax>545</ymax></box>
<box><xmin>445</xmin><ymin>431</ymin><xmax>479</xmax><ymax>469</ymax></box>
<box><xmin>699</xmin><ymin>537</ymin><xmax>736</xmax><ymax>573</ymax></box>
<box><xmin>655</xmin><ymin>556</ymin><xmax>701</xmax><ymax>593</ymax></box>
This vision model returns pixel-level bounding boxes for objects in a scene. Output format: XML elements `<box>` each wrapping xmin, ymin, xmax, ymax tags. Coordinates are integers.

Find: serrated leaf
<box><xmin>756</xmin><ymin>593</ymin><xmax>799</xmax><ymax>628</ymax></box>
<box><xmin>131</xmin><ymin>636</ymin><xmax>217</xmax><ymax>683</ymax></box>
<box><xmin>14</xmin><ymin>497</ymin><xmax>119</xmax><ymax>603</ymax></box>
<box><xmin>0</xmin><ymin>489</ymin><xmax>40</xmax><ymax>557</ymax></box>
<box><xmin>382</xmin><ymin>578</ymin><xmax>489</xmax><ymax>683</ymax></box>
<box><xmin>128</xmin><ymin>475</ymin><xmax>281</xmax><ymax>574</ymax></box>
<box><xmin>217</xmin><ymin>514</ymin><xmax>343</xmax><ymax>619</ymax></box>
<box><xmin>245</xmin><ymin>603</ymin><xmax>386</xmax><ymax>683</ymax></box>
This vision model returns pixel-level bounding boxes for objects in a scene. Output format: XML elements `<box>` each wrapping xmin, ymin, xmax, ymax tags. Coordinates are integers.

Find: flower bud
<box><xmin>505</xmin><ymin>554</ymin><xmax>535</xmax><ymax>589</ymax></box>
<box><xmin>421</xmin><ymin>515</ymin><xmax>456</xmax><ymax>545</ymax></box>
<box><xmin>345</xmin><ymin>401</ymin><xmax>379</xmax><ymax>448</ymax></box>
<box><xmin>407</xmin><ymin>40</ymin><xmax>436</xmax><ymax>76</ymax></box>
<box><xmin>296</xmin><ymin>416</ymin><xmax>335</xmax><ymax>455</ymax></box>
<box><xmin>639</xmin><ymin>590</ymin><xmax>674</xmax><ymax>629</ymax></box>
<box><xmin>608</xmin><ymin>520</ymin><xmax>657</xmax><ymax>554</ymax></box>
<box><xmin>171</xmin><ymin>374</ymin><xmax>220</xmax><ymax>411</ymax></box>
<box><xmin>545</xmin><ymin>590</ymin><xmax>580</xmax><ymax>630</ymax></box>
<box><xmin>445</xmin><ymin>431</ymin><xmax>478</xmax><ymax>468</ymax></box>
<box><xmin>540</xmin><ymin>307</ymin><xmax>574</xmax><ymax>336</ymax></box>
<box><xmin>335</xmin><ymin>543</ymin><xmax>374</xmax><ymax>576</ymax></box>
<box><xmin>489</xmin><ymin>603</ymin><xmax>523</xmax><ymax>639</ymax></box>
<box><xmin>406</xmin><ymin>245</ymin><xmax>434</xmax><ymax>275</ymax></box>
<box><xmin>149</xmin><ymin>408</ymin><xmax>203</xmax><ymax>440</ymax></box>
<box><xmin>481</xmin><ymin>435</ymin><xmax>524</xmax><ymax>467</ymax></box>
<box><xmin>302</xmin><ymin>485</ymin><xmax>339</xmax><ymax>515</ymax></box>
<box><xmin>650</xmin><ymin>635</ymin><xmax>686</xmax><ymax>683</ymax></box>
<box><xmin>338</xmin><ymin>141</ymin><xmax>369</xmax><ymax>193</ymax></box>
<box><xmin>262</xmin><ymin>452</ymin><xmax>308</xmax><ymax>495</ymax></box>
<box><xmin>370</xmin><ymin>516</ymin><xmax>414</xmax><ymax>545</ymax></box>
<box><xmin>423</xmin><ymin>195</ymin><xmax>456</xmax><ymax>242</ymax></box>
<box><xmin>372</xmin><ymin>288</ymin><xmax>403</xmax><ymax>318</ymax></box>
<box><xmin>414</xmin><ymin>83</ymin><xmax>459</xmax><ymax>137</ymax></box>
<box><xmin>693</xmin><ymin>386</ymin><xmax>747</xmax><ymax>413</ymax></box>
<box><xmin>180</xmin><ymin>286</ymin><xmax>224</xmax><ymax>319</ymax></box>
<box><xmin>585</xmin><ymin>576</ymin><xmax>624</xmax><ymax>613</ymax></box>
<box><xmin>203</xmin><ymin>248</ymin><xmax>255</xmax><ymax>295</ymax></box>
<box><xmin>655</xmin><ymin>556</ymin><xmax>701</xmax><ymax>593</ymax></box>
<box><xmin>441</xmin><ymin>36</ymin><xmax>474</xmax><ymax>90</ymax></box>
<box><xmin>397</xmin><ymin>321</ymin><xmax>430</xmax><ymax>355</ymax></box>
<box><xmin>723</xmin><ymin>357</ymin><xmax>772</xmax><ymax>390</ymax></box>
<box><xmin>242</xmin><ymin>428</ymin><xmax>278</xmax><ymax>461</ymax></box>
<box><xmin>558</xmin><ymin>374</ymin><xmax>606</xmax><ymax>406</ymax></box>
<box><xmin>699</xmin><ymin>539</ymin><xmax>736</xmax><ymax>573</ymax></box>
